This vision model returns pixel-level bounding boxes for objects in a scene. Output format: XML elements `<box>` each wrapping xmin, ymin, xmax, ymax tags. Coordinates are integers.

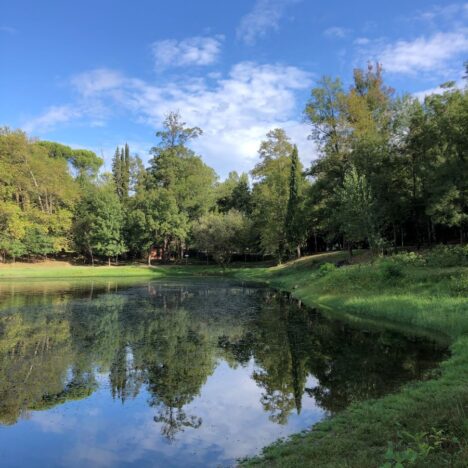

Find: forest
<box><xmin>1</xmin><ymin>63</ymin><xmax>467</xmax><ymax>265</ymax></box>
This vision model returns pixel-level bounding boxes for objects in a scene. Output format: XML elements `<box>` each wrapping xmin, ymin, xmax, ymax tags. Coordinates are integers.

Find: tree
<box><xmin>285</xmin><ymin>145</ymin><xmax>307</xmax><ymax>258</ymax></box>
<box><xmin>251</xmin><ymin>129</ymin><xmax>294</xmax><ymax>262</ymax></box>
<box><xmin>112</xmin><ymin>144</ymin><xmax>131</xmax><ymax>201</ymax></box>
<box><xmin>0</xmin><ymin>130</ymin><xmax>80</xmax><ymax>260</ymax></box>
<box><xmin>334</xmin><ymin>165</ymin><xmax>380</xmax><ymax>255</ymax></box>
<box><xmin>74</xmin><ymin>179</ymin><xmax>126</xmax><ymax>265</ymax></box>
<box><xmin>37</xmin><ymin>141</ymin><xmax>103</xmax><ymax>178</ymax></box>
<box><xmin>149</xmin><ymin>113</ymin><xmax>216</xmax><ymax>220</ymax></box>
<box><xmin>192</xmin><ymin>210</ymin><xmax>251</xmax><ymax>267</ymax></box>
<box><xmin>126</xmin><ymin>187</ymin><xmax>189</xmax><ymax>264</ymax></box>
<box><xmin>216</xmin><ymin>172</ymin><xmax>252</xmax><ymax>215</ymax></box>
<box><xmin>147</xmin><ymin>112</ymin><xmax>217</xmax><ymax>259</ymax></box>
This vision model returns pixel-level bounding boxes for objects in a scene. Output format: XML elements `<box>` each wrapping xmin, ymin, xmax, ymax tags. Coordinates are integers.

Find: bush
<box><xmin>379</xmin><ymin>260</ymin><xmax>404</xmax><ymax>280</ymax></box>
<box><xmin>450</xmin><ymin>275</ymin><xmax>468</xmax><ymax>296</ymax></box>
<box><xmin>317</xmin><ymin>262</ymin><xmax>337</xmax><ymax>277</ymax></box>
<box><xmin>425</xmin><ymin>245</ymin><xmax>468</xmax><ymax>268</ymax></box>
<box><xmin>390</xmin><ymin>251</ymin><xmax>425</xmax><ymax>267</ymax></box>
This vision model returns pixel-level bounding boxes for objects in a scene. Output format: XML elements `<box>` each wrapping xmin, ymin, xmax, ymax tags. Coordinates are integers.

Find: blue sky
<box><xmin>1</xmin><ymin>0</ymin><xmax>467</xmax><ymax>177</ymax></box>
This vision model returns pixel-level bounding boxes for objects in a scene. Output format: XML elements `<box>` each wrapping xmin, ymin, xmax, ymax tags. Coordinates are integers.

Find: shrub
<box><xmin>379</xmin><ymin>260</ymin><xmax>404</xmax><ymax>280</ymax></box>
<box><xmin>391</xmin><ymin>251</ymin><xmax>425</xmax><ymax>267</ymax></box>
<box><xmin>425</xmin><ymin>245</ymin><xmax>468</xmax><ymax>268</ymax></box>
<box><xmin>450</xmin><ymin>275</ymin><xmax>468</xmax><ymax>296</ymax></box>
<box><xmin>317</xmin><ymin>262</ymin><xmax>337</xmax><ymax>277</ymax></box>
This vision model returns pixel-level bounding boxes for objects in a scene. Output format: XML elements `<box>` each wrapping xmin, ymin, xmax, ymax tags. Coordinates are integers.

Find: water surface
<box><xmin>0</xmin><ymin>279</ymin><xmax>447</xmax><ymax>467</ymax></box>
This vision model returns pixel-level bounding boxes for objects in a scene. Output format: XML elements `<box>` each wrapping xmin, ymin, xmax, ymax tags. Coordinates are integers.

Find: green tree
<box><xmin>126</xmin><ymin>187</ymin><xmax>188</xmax><ymax>264</ymax></box>
<box><xmin>148</xmin><ymin>112</ymin><xmax>217</xmax><ymax>259</ymax></box>
<box><xmin>216</xmin><ymin>172</ymin><xmax>252</xmax><ymax>214</ymax></box>
<box><xmin>335</xmin><ymin>165</ymin><xmax>380</xmax><ymax>255</ymax></box>
<box><xmin>74</xmin><ymin>179</ymin><xmax>126</xmax><ymax>265</ymax></box>
<box><xmin>251</xmin><ymin>129</ymin><xmax>294</xmax><ymax>262</ymax></box>
<box><xmin>192</xmin><ymin>210</ymin><xmax>251</xmax><ymax>267</ymax></box>
<box><xmin>285</xmin><ymin>145</ymin><xmax>307</xmax><ymax>258</ymax></box>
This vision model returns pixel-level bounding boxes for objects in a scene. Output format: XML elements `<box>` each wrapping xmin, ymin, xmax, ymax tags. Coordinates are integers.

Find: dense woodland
<box><xmin>0</xmin><ymin>63</ymin><xmax>467</xmax><ymax>265</ymax></box>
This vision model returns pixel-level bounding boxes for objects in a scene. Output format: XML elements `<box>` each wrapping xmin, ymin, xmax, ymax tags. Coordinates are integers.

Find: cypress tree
<box><xmin>285</xmin><ymin>145</ymin><xmax>303</xmax><ymax>258</ymax></box>
<box><xmin>112</xmin><ymin>147</ymin><xmax>123</xmax><ymax>198</ymax></box>
<box><xmin>123</xmin><ymin>143</ymin><xmax>130</xmax><ymax>198</ymax></box>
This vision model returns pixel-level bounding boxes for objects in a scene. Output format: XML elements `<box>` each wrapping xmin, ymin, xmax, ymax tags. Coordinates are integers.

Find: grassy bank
<box><xmin>0</xmin><ymin>261</ymin><xmax>233</xmax><ymax>279</ymax></box>
<box><xmin>232</xmin><ymin>253</ymin><xmax>468</xmax><ymax>467</ymax></box>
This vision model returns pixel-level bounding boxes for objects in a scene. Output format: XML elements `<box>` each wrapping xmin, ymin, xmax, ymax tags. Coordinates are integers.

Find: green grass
<box><xmin>0</xmin><ymin>262</ymin><xmax>236</xmax><ymax>279</ymax></box>
<box><xmin>1</xmin><ymin>252</ymin><xmax>467</xmax><ymax>466</ymax></box>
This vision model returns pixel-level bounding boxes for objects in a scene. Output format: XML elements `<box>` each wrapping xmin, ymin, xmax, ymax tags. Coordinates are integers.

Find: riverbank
<box><xmin>233</xmin><ymin>254</ymin><xmax>468</xmax><ymax>467</ymax></box>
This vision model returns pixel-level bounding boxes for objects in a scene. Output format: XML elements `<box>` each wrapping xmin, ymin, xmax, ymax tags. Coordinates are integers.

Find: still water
<box><xmin>0</xmin><ymin>279</ymin><xmax>447</xmax><ymax>467</ymax></box>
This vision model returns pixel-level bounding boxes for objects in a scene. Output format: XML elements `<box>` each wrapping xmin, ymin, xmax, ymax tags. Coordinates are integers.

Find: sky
<box><xmin>1</xmin><ymin>0</ymin><xmax>467</xmax><ymax>177</ymax></box>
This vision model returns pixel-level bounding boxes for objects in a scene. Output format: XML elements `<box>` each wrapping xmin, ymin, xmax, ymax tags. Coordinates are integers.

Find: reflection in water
<box><xmin>0</xmin><ymin>279</ymin><xmax>447</xmax><ymax>466</ymax></box>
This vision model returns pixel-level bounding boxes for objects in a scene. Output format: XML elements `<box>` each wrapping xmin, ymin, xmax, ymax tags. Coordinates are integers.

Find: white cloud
<box><xmin>413</xmin><ymin>79</ymin><xmax>465</xmax><ymax>101</ymax></box>
<box><xmin>323</xmin><ymin>26</ymin><xmax>350</xmax><ymax>39</ymax></box>
<box><xmin>358</xmin><ymin>30</ymin><xmax>468</xmax><ymax>76</ymax></box>
<box><xmin>23</xmin><ymin>105</ymin><xmax>81</xmax><ymax>133</ymax></box>
<box><xmin>151</xmin><ymin>36</ymin><xmax>223</xmax><ymax>70</ymax></box>
<box><xmin>236</xmin><ymin>0</ymin><xmax>299</xmax><ymax>45</ymax></box>
<box><xmin>24</xmin><ymin>61</ymin><xmax>315</xmax><ymax>176</ymax></box>
<box><xmin>71</xmin><ymin>68</ymin><xmax>125</xmax><ymax>97</ymax></box>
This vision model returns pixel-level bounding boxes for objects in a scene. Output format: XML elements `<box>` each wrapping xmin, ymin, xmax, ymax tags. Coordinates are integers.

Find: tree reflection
<box><xmin>0</xmin><ymin>280</ymin><xmax>447</xmax><ymax>434</ymax></box>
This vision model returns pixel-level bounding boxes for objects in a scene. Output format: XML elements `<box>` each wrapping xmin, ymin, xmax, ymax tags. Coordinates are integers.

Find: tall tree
<box><xmin>112</xmin><ymin>147</ymin><xmax>123</xmax><ymax>199</ymax></box>
<box><xmin>148</xmin><ymin>112</ymin><xmax>217</xmax><ymax>259</ymax></box>
<box><xmin>251</xmin><ymin>129</ymin><xmax>294</xmax><ymax>262</ymax></box>
<box><xmin>285</xmin><ymin>145</ymin><xmax>306</xmax><ymax>258</ymax></box>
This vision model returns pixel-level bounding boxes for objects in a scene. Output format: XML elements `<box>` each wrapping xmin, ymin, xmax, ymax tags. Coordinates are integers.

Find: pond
<box><xmin>0</xmin><ymin>279</ymin><xmax>448</xmax><ymax>467</ymax></box>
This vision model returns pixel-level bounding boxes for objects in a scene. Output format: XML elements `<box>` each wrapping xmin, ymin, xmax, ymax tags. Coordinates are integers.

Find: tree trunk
<box><xmin>108</xmin><ymin>257</ymin><xmax>111</xmax><ymax>267</ymax></box>
<box><xmin>347</xmin><ymin>241</ymin><xmax>353</xmax><ymax>259</ymax></box>
<box><xmin>296</xmin><ymin>245</ymin><xmax>301</xmax><ymax>259</ymax></box>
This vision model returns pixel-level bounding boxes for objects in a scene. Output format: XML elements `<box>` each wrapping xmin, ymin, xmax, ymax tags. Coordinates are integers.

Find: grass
<box><xmin>1</xmin><ymin>252</ymin><xmax>467</xmax><ymax>466</ymax></box>
<box><xmin>0</xmin><ymin>261</ymin><xmax>233</xmax><ymax>279</ymax></box>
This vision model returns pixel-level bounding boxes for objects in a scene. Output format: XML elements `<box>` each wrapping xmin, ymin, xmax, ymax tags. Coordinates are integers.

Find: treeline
<box><xmin>0</xmin><ymin>63</ymin><xmax>466</xmax><ymax>264</ymax></box>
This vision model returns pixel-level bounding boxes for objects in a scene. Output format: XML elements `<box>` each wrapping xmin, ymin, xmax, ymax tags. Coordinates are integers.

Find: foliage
<box><xmin>192</xmin><ymin>210</ymin><xmax>252</xmax><ymax>266</ymax></box>
<box><xmin>251</xmin><ymin>129</ymin><xmax>296</xmax><ymax>261</ymax></box>
<box><xmin>0</xmin><ymin>129</ymin><xmax>79</xmax><ymax>260</ymax></box>
<box><xmin>378</xmin><ymin>260</ymin><xmax>404</xmax><ymax>280</ymax></box>
<box><xmin>73</xmin><ymin>178</ymin><xmax>126</xmax><ymax>263</ymax></box>
<box><xmin>425</xmin><ymin>245</ymin><xmax>468</xmax><ymax>267</ymax></box>
<box><xmin>317</xmin><ymin>262</ymin><xmax>337</xmax><ymax>277</ymax></box>
<box><xmin>334</xmin><ymin>164</ymin><xmax>381</xmax><ymax>251</ymax></box>
<box><xmin>285</xmin><ymin>145</ymin><xmax>308</xmax><ymax>257</ymax></box>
